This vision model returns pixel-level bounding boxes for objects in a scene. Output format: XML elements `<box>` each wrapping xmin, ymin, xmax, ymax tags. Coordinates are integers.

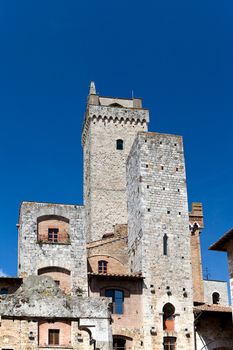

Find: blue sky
<box><xmin>0</xmin><ymin>0</ymin><xmax>232</xmax><ymax>284</ymax></box>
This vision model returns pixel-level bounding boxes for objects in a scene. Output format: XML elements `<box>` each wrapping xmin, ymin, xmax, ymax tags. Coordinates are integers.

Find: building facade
<box><xmin>0</xmin><ymin>83</ymin><xmax>232</xmax><ymax>350</ymax></box>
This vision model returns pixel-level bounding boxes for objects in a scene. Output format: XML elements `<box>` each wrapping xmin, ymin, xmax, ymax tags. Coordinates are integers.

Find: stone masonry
<box><xmin>127</xmin><ymin>132</ymin><xmax>194</xmax><ymax>350</ymax></box>
<box><xmin>82</xmin><ymin>83</ymin><xmax>149</xmax><ymax>242</ymax></box>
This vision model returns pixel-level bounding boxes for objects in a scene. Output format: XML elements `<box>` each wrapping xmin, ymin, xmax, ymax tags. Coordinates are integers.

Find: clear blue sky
<box><xmin>0</xmin><ymin>0</ymin><xmax>232</xmax><ymax>283</ymax></box>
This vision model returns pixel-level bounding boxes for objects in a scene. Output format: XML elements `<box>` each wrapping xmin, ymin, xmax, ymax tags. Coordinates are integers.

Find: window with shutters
<box><xmin>48</xmin><ymin>329</ymin><xmax>59</xmax><ymax>345</ymax></box>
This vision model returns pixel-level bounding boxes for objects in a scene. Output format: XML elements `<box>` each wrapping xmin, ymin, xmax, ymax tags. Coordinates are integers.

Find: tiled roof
<box><xmin>209</xmin><ymin>228</ymin><xmax>233</xmax><ymax>251</ymax></box>
<box><xmin>194</xmin><ymin>304</ymin><xmax>232</xmax><ymax>313</ymax></box>
<box><xmin>88</xmin><ymin>272</ymin><xmax>143</xmax><ymax>279</ymax></box>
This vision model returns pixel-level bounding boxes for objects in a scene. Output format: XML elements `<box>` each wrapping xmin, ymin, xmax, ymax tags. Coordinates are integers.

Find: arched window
<box><xmin>163</xmin><ymin>234</ymin><xmax>168</xmax><ymax>255</ymax></box>
<box><xmin>98</xmin><ymin>260</ymin><xmax>108</xmax><ymax>273</ymax></box>
<box><xmin>116</xmin><ymin>139</ymin><xmax>124</xmax><ymax>150</ymax></box>
<box><xmin>163</xmin><ymin>303</ymin><xmax>175</xmax><ymax>331</ymax></box>
<box><xmin>105</xmin><ymin>289</ymin><xmax>124</xmax><ymax>314</ymax></box>
<box><xmin>212</xmin><ymin>292</ymin><xmax>220</xmax><ymax>304</ymax></box>
<box><xmin>163</xmin><ymin>336</ymin><xmax>176</xmax><ymax>350</ymax></box>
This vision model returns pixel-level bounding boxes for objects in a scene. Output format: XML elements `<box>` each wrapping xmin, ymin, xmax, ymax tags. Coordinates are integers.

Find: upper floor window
<box><xmin>163</xmin><ymin>336</ymin><xmax>176</xmax><ymax>350</ymax></box>
<box><xmin>105</xmin><ymin>289</ymin><xmax>124</xmax><ymax>314</ymax></box>
<box><xmin>212</xmin><ymin>292</ymin><xmax>220</xmax><ymax>304</ymax></box>
<box><xmin>163</xmin><ymin>303</ymin><xmax>175</xmax><ymax>331</ymax></box>
<box><xmin>48</xmin><ymin>329</ymin><xmax>59</xmax><ymax>345</ymax></box>
<box><xmin>37</xmin><ymin>215</ymin><xmax>69</xmax><ymax>244</ymax></box>
<box><xmin>48</xmin><ymin>228</ymin><xmax>59</xmax><ymax>242</ymax></box>
<box><xmin>0</xmin><ymin>288</ymin><xmax>8</xmax><ymax>295</ymax></box>
<box><xmin>98</xmin><ymin>260</ymin><xmax>108</xmax><ymax>273</ymax></box>
<box><xmin>163</xmin><ymin>234</ymin><xmax>168</xmax><ymax>255</ymax></box>
<box><xmin>116</xmin><ymin>139</ymin><xmax>124</xmax><ymax>150</ymax></box>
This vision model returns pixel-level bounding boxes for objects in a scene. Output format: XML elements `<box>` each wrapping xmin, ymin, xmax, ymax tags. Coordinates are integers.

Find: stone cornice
<box><xmin>82</xmin><ymin>105</ymin><xmax>149</xmax><ymax>146</ymax></box>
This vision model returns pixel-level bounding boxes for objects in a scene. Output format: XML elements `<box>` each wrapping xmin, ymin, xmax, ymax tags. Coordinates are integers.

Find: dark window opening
<box><xmin>48</xmin><ymin>329</ymin><xmax>59</xmax><ymax>345</ymax></box>
<box><xmin>0</xmin><ymin>288</ymin><xmax>9</xmax><ymax>295</ymax></box>
<box><xmin>116</xmin><ymin>139</ymin><xmax>124</xmax><ymax>150</ymax></box>
<box><xmin>163</xmin><ymin>234</ymin><xmax>168</xmax><ymax>255</ymax></box>
<box><xmin>163</xmin><ymin>336</ymin><xmax>176</xmax><ymax>350</ymax></box>
<box><xmin>105</xmin><ymin>289</ymin><xmax>124</xmax><ymax>314</ymax></box>
<box><xmin>54</xmin><ymin>280</ymin><xmax>60</xmax><ymax>286</ymax></box>
<box><xmin>163</xmin><ymin>303</ymin><xmax>175</xmax><ymax>331</ymax></box>
<box><xmin>48</xmin><ymin>228</ymin><xmax>59</xmax><ymax>242</ymax></box>
<box><xmin>113</xmin><ymin>336</ymin><xmax>126</xmax><ymax>350</ymax></box>
<box><xmin>212</xmin><ymin>292</ymin><xmax>220</xmax><ymax>304</ymax></box>
<box><xmin>98</xmin><ymin>260</ymin><xmax>108</xmax><ymax>274</ymax></box>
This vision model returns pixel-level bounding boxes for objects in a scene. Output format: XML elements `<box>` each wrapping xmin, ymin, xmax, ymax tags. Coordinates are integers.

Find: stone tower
<box><xmin>82</xmin><ymin>82</ymin><xmax>149</xmax><ymax>242</ymax></box>
<box><xmin>127</xmin><ymin>132</ymin><xmax>195</xmax><ymax>350</ymax></box>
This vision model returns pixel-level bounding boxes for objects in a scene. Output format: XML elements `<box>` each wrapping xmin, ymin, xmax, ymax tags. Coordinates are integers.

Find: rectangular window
<box><xmin>98</xmin><ymin>260</ymin><xmax>107</xmax><ymax>273</ymax></box>
<box><xmin>48</xmin><ymin>329</ymin><xmax>59</xmax><ymax>345</ymax></box>
<box><xmin>163</xmin><ymin>337</ymin><xmax>176</xmax><ymax>350</ymax></box>
<box><xmin>48</xmin><ymin>228</ymin><xmax>59</xmax><ymax>242</ymax></box>
<box><xmin>105</xmin><ymin>289</ymin><xmax>124</xmax><ymax>314</ymax></box>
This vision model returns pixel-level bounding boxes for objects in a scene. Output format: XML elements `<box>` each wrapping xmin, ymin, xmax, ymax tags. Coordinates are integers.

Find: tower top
<box><xmin>89</xmin><ymin>81</ymin><xmax>96</xmax><ymax>95</ymax></box>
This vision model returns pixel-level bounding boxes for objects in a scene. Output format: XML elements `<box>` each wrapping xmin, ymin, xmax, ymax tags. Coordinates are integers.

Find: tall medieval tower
<box><xmin>82</xmin><ymin>82</ymin><xmax>149</xmax><ymax>242</ymax></box>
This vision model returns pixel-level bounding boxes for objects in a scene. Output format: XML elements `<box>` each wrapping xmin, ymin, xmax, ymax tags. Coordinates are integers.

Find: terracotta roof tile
<box><xmin>194</xmin><ymin>304</ymin><xmax>232</xmax><ymax>313</ymax></box>
<box><xmin>88</xmin><ymin>272</ymin><xmax>143</xmax><ymax>279</ymax></box>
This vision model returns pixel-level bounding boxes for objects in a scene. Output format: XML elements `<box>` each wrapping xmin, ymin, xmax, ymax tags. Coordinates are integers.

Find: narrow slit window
<box><xmin>163</xmin><ymin>234</ymin><xmax>168</xmax><ymax>255</ymax></box>
<box><xmin>116</xmin><ymin>139</ymin><xmax>124</xmax><ymax>150</ymax></box>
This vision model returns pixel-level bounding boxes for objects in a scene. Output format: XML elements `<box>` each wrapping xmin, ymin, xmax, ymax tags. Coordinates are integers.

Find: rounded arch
<box><xmin>163</xmin><ymin>303</ymin><xmax>175</xmax><ymax>331</ymax></box>
<box><xmin>37</xmin><ymin>215</ymin><xmax>69</xmax><ymax>224</ymax></box>
<box><xmin>38</xmin><ymin>266</ymin><xmax>71</xmax><ymax>275</ymax></box>
<box><xmin>212</xmin><ymin>291</ymin><xmax>220</xmax><ymax>304</ymax></box>
<box><xmin>116</xmin><ymin>139</ymin><xmax>124</xmax><ymax>150</ymax></box>
<box><xmin>38</xmin><ymin>266</ymin><xmax>71</xmax><ymax>293</ymax></box>
<box><xmin>37</xmin><ymin>215</ymin><xmax>70</xmax><ymax>244</ymax></box>
<box><xmin>88</xmin><ymin>255</ymin><xmax>127</xmax><ymax>274</ymax></box>
<box><xmin>113</xmin><ymin>334</ymin><xmax>132</xmax><ymax>350</ymax></box>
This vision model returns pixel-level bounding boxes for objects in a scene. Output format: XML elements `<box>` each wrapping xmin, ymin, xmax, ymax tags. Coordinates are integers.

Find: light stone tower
<box><xmin>82</xmin><ymin>82</ymin><xmax>149</xmax><ymax>242</ymax></box>
<box><xmin>127</xmin><ymin>132</ymin><xmax>195</xmax><ymax>350</ymax></box>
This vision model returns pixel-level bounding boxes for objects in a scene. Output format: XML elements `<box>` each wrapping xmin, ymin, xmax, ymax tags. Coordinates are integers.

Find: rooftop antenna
<box><xmin>131</xmin><ymin>90</ymin><xmax>134</xmax><ymax>99</ymax></box>
<box><xmin>204</xmin><ymin>267</ymin><xmax>211</xmax><ymax>280</ymax></box>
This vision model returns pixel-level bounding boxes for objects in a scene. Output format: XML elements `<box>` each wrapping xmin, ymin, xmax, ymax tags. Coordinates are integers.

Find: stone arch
<box><xmin>88</xmin><ymin>255</ymin><xmax>127</xmax><ymax>274</ymax></box>
<box><xmin>163</xmin><ymin>303</ymin><xmax>175</xmax><ymax>331</ymax></box>
<box><xmin>38</xmin><ymin>266</ymin><xmax>71</xmax><ymax>293</ymax></box>
<box><xmin>37</xmin><ymin>215</ymin><xmax>70</xmax><ymax>244</ymax></box>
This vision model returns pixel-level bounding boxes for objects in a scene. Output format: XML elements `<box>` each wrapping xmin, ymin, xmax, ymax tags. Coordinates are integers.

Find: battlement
<box><xmin>82</xmin><ymin>82</ymin><xmax>149</xmax><ymax>146</ymax></box>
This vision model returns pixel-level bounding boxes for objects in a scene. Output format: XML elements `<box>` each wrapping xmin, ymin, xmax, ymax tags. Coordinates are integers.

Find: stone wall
<box><xmin>127</xmin><ymin>132</ymin><xmax>195</xmax><ymax>350</ymax></box>
<box><xmin>203</xmin><ymin>280</ymin><xmax>229</xmax><ymax>306</ymax></box>
<box><xmin>82</xmin><ymin>101</ymin><xmax>149</xmax><ymax>242</ymax></box>
<box><xmin>18</xmin><ymin>202</ymin><xmax>88</xmax><ymax>294</ymax></box>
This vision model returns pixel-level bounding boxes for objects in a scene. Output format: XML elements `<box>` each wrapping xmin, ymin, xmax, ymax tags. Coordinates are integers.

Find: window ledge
<box><xmin>38</xmin><ymin>346</ymin><xmax>73</xmax><ymax>349</ymax></box>
<box><xmin>37</xmin><ymin>241</ymin><xmax>71</xmax><ymax>246</ymax></box>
